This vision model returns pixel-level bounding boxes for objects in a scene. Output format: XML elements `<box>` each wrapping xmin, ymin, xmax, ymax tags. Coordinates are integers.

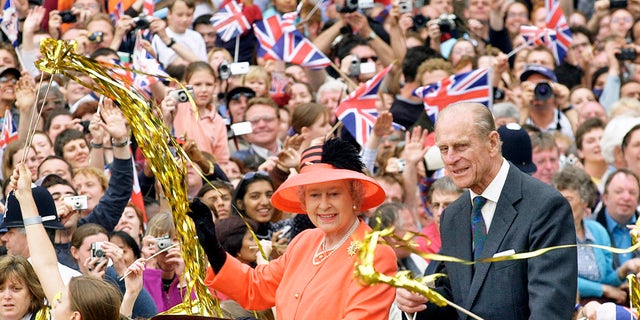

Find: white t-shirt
<box><xmin>151</xmin><ymin>27</ymin><xmax>208</xmax><ymax>67</ymax></box>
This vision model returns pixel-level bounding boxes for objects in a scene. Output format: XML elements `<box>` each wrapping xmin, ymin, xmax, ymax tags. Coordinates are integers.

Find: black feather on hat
<box><xmin>320</xmin><ymin>138</ymin><xmax>365</xmax><ymax>174</ymax></box>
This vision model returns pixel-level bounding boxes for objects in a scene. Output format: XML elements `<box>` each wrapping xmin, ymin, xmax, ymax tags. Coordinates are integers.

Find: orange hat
<box><xmin>271</xmin><ymin>140</ymin><xmax>386</xmax><ymax>214</ymax></box>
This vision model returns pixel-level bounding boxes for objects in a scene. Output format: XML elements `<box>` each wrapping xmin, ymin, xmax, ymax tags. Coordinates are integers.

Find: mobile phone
<box><xmin>278</xmin><ymin>225</ymin><xmax>292</xmax><ymax>239</ymax></box>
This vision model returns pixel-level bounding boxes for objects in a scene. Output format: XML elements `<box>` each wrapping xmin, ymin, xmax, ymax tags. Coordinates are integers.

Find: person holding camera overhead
<box><xmin>520</xmin><ymin>64</ymin><xmax>576</xmax><ymax>139</ymax></box>
<box><xmin>161</xmin><ymin>61</ymin><xmax>230</xmax><ymax>164</ymax></box>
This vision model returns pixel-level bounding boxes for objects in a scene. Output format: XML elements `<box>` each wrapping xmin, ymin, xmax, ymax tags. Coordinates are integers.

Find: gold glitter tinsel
<box><xmin>36</xmin><ymin>39</ymin><xmax>217</xmax><ymax>317</ymax></box>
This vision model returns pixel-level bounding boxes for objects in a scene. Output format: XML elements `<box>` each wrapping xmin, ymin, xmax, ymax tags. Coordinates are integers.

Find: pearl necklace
<box><xmin>312</xmin><ymin>219</ymin><xmax>360</xmax><ymax>265</ymax></box>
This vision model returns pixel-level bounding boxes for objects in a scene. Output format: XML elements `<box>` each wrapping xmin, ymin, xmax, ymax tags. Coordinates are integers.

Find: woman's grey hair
<box><xmin>551</xmin><ymin>166</ymin><xmax>597</xmax><ymax>206</ymax></box>
<box><xmin>316</xmin><ymin>80</ymin><xmax>347</xmax><ymax>101</ymax></box>
<box><xmin>296</xmin><ymin>180</ymin><xmax>365</xmax><ymax>211</ymax></box>
<box><xmin>491</xmin><ymin>102</ymin><xmax>520</xmax><ymax>120</ymax></box>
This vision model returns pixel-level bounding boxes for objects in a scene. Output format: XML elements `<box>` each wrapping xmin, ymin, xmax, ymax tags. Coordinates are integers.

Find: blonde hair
<box><xmin>242</xmin><ymin>66</ymin><xmax>271</xmax><ymax>96</ymax></box>
<box><xmin>73</xmin><ymin>167</ymin><xmax>109</xmax><ymax>191</ymax></box>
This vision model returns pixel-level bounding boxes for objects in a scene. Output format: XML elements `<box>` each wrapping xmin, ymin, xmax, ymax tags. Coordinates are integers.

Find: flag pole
<box><xmin>234</xmin><ymin>36</ymin><xmax>240</xmax><ymax>63</ymax></box>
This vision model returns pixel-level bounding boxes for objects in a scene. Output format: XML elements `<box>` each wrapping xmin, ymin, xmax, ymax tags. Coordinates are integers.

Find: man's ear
<box><xmin>488</xmin><ymin>131</ymin><xmax>501</xmax><ymax>156</ymax></box>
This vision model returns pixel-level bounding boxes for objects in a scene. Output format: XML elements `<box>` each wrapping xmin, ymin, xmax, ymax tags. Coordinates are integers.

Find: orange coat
<box><xmin>205</xmin><ymin>220</ymin><xmax>398</xmax><ymax>319</ymax></box>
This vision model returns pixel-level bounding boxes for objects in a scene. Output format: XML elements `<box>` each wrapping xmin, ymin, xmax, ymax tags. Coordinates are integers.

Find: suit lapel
<box><xmin>464</xmin><ymin>165</ymin><xmax>522</xmax><ymax>309</ymax></box>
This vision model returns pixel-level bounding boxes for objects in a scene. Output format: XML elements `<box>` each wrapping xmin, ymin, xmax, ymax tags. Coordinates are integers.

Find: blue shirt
<box><xmin>605</xmin><ymin>209</ymin><xmax>636</xmax><ymax>264</ymax></box>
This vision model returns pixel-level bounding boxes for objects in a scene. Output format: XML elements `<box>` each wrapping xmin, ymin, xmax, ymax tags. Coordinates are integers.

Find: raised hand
<box><xmin>373</xmin><ymin>112</ymin><xmax>394</xmax><ymax>138</ymax></box>
<box><xmin>98</xmin><ymin>97</ymin><xmax>129</xmax><ymax>141</ymax></box>
<box><xmin>402</xmin><ymin>126</ymin><xmax>429</xmax><ymax>165</ymax></box>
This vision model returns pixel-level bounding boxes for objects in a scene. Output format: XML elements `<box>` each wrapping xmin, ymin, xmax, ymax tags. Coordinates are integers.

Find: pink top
<box><xmin>173</xmin><ymin>103</ymin><xmax>229</xmax><ymax>163</ymax></box>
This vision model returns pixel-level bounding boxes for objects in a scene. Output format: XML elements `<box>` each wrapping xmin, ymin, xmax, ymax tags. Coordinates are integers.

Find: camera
<box><xmin>493</xmin><ymin>87</ymin><xmax>505</xmax><ymax>101</ymax></box>
<box><xmin>434</xmin><ymin>13</ymin><xmax>457</xmax><ymax>34</ymax></box>
<box><xmin>533</xmin><ymin>82</ymin><xmax>553</xmax><ymax>101</ymax></box>
<box><xmin>88</xmin><ymin>31</ymin><xmax>103</xmax><ymax>43</ymax></box>
<box><xmin>64</xmin><ymin>195</ymin><xmax>88</xmax><ymax>211</ymax></box>
<box><xmin>168</xmin><ymin>85</ymin><xmax>194</xmax><ymax>103</ymax></box>
<box><xmin>219</xmin><ymin>61</ymin><xmax>231</xmax><ymax>80</ymax></box>
<box><xmin>132</xmin><ymin>15</ymin><xmax>150</xmax><ymax>29</ymax></box>
<box><xmin>412</xmin><ymin>14</ymin><xmax>429</xmax><ymax>30</ymax></box>
<box><xmin>80</xmin><ymin>120</ymin><xmax>90</xmax><ymax>134</ymax></box>
<box><xmin>338</xmin><ymin>0</ymin><xmax>374</xmax><ymax>13</ymax></box>
<box><xmin>155</xmin><ymin>235</ymin><xmax>172</xmax><ymax>250</ymax></box>
<box><xmin>610</xmin><ymin>0</ymin><xmax>627</xmax><ymax>8</ymax></box>
<box><xmin>90</xmin><ymin>242</ymin><xmax>106</xmax><ymax>265</ymax></box>
<box><xmin>399</xmin><ymin>0</ymin><xmax>412</xmax><ymax>14</ymax></box>
<box><xmin>616</xmin><ymin>48</ymin><xmax>637</xmax><ymax>61</ymax></box>
<box><xmin>59</xmin><ymin>10</ymin><xmax>77</xmax><ymax>23</ymax></box>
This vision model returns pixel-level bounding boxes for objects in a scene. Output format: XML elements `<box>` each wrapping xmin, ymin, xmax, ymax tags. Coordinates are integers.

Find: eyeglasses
<box><xmin>230</xmin><ymin>92</ymin><xmax>255</xmax><ymax>101</ymax></box>
<box><xmin>612</xmin><ymin>17</ymin><xmax>633</xmax><ymax>24</ymax></box>
<box><xmin>247</xmin><ymin>115</ymin><xmax>277</xmax><ymax>124</ymax></box>
<box><xmin>359</xmin><ymin>56</ymin><xmax>379</xmax><ymax>63</ymax></box>
<box><xmin>0</xmin><ymin>77</ymin><xmax>17</xmax><ymax>84</ymax></box>
<box><xmin>72</xmin><ymin>3</ymin><xmax>100</xmax><ymax>10</ymax></box>
<box><xmin>506</xmin><ymin>12</ymin><xmax>528</xmax><ymax>19</ymax></box>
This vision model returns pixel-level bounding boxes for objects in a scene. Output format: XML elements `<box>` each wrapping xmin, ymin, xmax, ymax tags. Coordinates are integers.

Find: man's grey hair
<box><xmin>491</xmin><ymin>102</ymin><xmax>520</xmax><ymax>121</ymax></box>
<box><xmin>316</xmin><ymin>80</ymin><xmax>347</xmax><ymax>101</ymax></box>
<box><xmin>601</xmin><ymin>116</ymin><xmax>640</xmax><ymax>164</ymax></box>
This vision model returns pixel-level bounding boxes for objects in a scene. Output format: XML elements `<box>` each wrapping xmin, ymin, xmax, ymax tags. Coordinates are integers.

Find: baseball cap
<box><xmin>519</xmin><ymin>64</ymin><xmax>557</xmax><ymax>82</ymax></box>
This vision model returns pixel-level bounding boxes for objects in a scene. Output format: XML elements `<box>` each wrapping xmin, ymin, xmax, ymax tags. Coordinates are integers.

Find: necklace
<box><xmin>312</xmin><ymin>219</ymin><xmax>360</xmax><ymax>265</ymax></box>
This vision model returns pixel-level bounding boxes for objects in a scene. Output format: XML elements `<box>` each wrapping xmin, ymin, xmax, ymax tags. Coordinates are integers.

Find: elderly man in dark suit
<box><xmin>396</xmin><ymin>103</ymin><xmax>577</xmax><ymax>319</ymax></box>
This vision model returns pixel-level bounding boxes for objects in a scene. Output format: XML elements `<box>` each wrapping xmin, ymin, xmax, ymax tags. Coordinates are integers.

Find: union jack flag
<box><xmin>253</xmin><ymin>15</ymin><xmax>330</xmax><ymax>69</ymax></box>
<box><xmin>520</xmin><ymin>25</ymin><xmax>557</xmax><ymax>47</ymax></box>
<box><xmin>110</xmin><ymin>0</ymin><xmax>124</xmax><ymax>24</ymax></box>
<box><xmin>545</xmin><ymin>0</ymin><xmax>572</xmax><ymax>64</ymax></box>
<box><xmin>132</xmin><ymin>29</ymin><xmax>166</xmax><ymax>96</ymax></box>
<box><xmin>336</xmin><ymin>64</ymin><xmax>403</xmax><ymax>146</ymax></box>
<box><xmin>0</xmin><ymin>110</ymin><xmax>18</xmax><ymax>149</ymax></box>
<box><xmin>210</xmin><ymin>1</ymin><xmax>251</xmax><ymax>42</ymax></box>
<box><xmin>142</xmin><ymin>0</ymin><xmax>154</xmax><ymax>16</ymax></box>
<box><xmin>414</xmin><ymin>68</ymin><xmax>490</xmax><ymax>124</ymax></box>
<box><xmin>0</xmin><ymin>0</ymin><xmax>18</xmax><ymax>47</ymax></box>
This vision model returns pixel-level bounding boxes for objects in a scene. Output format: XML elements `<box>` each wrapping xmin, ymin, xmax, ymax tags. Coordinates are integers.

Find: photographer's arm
<box><xmin>110</xmin><ymin>15</ymin><xmax>135</xmax><ymax>51</ymax></box>
<box><xmin>388</xmin><ymin>3</ymin><xmax>407</xmax><ymax>64</ymax></box>
<box><xmin>149</xmin><ymin>19</ymin><xmax>203</xmax><ymax>63</ymax></box>
<box><xmin>312</xmin><ymin>18</ymin><xmax>346</xmax><ymax>55</ymax></box>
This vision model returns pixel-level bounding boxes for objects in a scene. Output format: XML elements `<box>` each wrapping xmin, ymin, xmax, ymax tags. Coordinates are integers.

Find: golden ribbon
<box><xmin>36</xmin><ymin>39</ymin><xmax>220</xmax><ymax>317</ymax></box>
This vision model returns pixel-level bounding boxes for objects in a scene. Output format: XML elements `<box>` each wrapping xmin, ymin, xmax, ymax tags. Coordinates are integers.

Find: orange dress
<box><xmin>205</xmin><ymin>220</ymin><xmax>398</xmax><ymax>319</ymax></box>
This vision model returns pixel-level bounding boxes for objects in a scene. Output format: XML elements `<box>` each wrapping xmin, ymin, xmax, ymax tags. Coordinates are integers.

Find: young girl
<box><xmin>161</xmin><ymin>61</ymin><xmax>230</xmax><ymax>163</ymax></box>
<box><xmin>242</xmin><ymin>66</ymin><xmax>271</xmax><ymax>98</ymax></box>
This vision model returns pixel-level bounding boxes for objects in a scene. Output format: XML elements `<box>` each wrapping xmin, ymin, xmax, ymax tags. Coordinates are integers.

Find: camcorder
<box><xmin>616</xmin><ymin>48</ymin><xmax>637</xmax><ymax>61</ymax></box>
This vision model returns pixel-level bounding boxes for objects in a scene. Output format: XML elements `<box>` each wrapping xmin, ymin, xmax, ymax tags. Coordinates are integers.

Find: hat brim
<box><xmin>517</xmin><ymin>162</ymin><xmax>537</xmax><ymax>175</ymax></box>
<box><xmin>0</xmin><ymin>68</ymin><xmax>21</xmax><ymax>79</ymax></box>
<box><xmin>272</xmin><ymin>164</ymin><xmax>386</xmax><ymax>214</ymax></box>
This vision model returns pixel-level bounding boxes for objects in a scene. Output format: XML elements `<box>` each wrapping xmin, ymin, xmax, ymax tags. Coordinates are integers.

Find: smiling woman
<box><xmin>0</xmin><ymin>255</ymin><xmax>45</xmax><ymax>320</ymax></box>
<box><xmin>54</xmin><ymin>129</ymin><xmax>90</xmax><ymax>169</ymax></box>
<box><xmin>188</xmin><ymin>138</ymin><xmax>397</xmax><ymax>319</ymax></box>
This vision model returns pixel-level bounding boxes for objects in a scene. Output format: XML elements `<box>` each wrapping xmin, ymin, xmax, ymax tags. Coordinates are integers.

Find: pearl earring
<box><xmin>352</xmin><ymin>205</ymin><xmax>357</xmax><ymax>210</ymax></box>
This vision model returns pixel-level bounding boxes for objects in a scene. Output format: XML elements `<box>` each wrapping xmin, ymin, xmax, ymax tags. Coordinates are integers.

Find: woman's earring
<box><xmin>352</xmin><ymin>205</ymin><xmax>357</xmax><ymax>210</ymax></box>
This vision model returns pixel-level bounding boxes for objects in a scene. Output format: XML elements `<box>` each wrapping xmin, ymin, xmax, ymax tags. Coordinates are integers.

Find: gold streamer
<box><xmin>628</xmin><ymin>274</ymin><xmax>640</xmax><ymax>310</ymax></box>
<box><xmin>36</xmin><ymin>39</ymin><xmax>219</xmax><ymax>317</ymax></box>
<box><xmin>354</xmin><ymin>228</ymin><xmax>484</xmax><ymax>320</ymax></box>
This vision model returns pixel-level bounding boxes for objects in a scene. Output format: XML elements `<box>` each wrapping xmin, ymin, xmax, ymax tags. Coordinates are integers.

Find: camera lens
<box><xmin>534</xmin><ymin>82</ymin><xmax>553</xmax><ymax>101</ymax></box>
<box><xmin>95</xmin><ymin>249</ymin><xmax>104</xmax><ymax>257</ymax></box>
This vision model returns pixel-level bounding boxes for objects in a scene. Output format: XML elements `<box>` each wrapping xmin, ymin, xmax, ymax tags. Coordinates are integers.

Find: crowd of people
<box><xmin>0</xmin><ymin>0</ymin><xmax>639</xmax><ymax>318</ymax></box>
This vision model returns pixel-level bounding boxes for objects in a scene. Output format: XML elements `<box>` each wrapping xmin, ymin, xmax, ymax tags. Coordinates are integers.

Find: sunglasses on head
<box><xmin>242</xmin><ymin>171</ymin><xmax>269</xmax><ymax>180</ymax></box>
<box><xmin>231</xmin><ymin>92</ymin><xmax>255</xmax><ymax>101</ymax></box>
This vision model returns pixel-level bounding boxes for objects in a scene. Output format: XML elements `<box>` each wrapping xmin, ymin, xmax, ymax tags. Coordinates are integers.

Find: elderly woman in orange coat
<box><xmin>188</xmin><ymin>138</ymin><xmax>397</xmax><ymax>319</ymax></box>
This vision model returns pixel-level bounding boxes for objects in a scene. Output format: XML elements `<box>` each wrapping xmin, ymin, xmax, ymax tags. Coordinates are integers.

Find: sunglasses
<box><xmin>242</xmin><ymin>171</ymin><xmax>269</xmax><ymax>180</ymax></box>
<box><xmin>359</xmin><ymin>56</ymin><xmax>379</xmax><ymax>63</ymax></box>
<box><xmin>230</xmin><ymin>92</ymin><xmax>255</xmax><ymax>101</ymax></box>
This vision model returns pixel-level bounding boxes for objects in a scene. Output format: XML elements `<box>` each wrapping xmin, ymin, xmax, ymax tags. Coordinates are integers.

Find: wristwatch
<box><xmin>166</xmin><ymin>38</ymin><xmax>176</xmax><ymax>48</ymax></box>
